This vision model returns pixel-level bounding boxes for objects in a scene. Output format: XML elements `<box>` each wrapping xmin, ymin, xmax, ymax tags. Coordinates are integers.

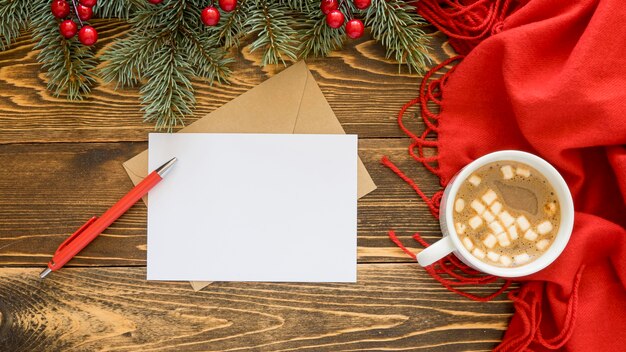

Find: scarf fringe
<box><xmin>384</xmin><ymin>11</ymin><xmax>586</xmax><ymax>346</ymax></box>
<box><xmin>383</xmin><ymin>56</ymin><xmax>512</xmax><ymax>302</ymax></box>
<box><xmin>416</xmin><ymin>0</ymin><xmax>516</xmax><ymax>55</ymax></box>
<box><xmin>495</xmin><ymin>266</ymin><xmax>585</xmax><ymax>351</ymax></box>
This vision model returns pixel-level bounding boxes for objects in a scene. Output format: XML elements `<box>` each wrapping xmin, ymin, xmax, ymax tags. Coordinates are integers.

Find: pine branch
<box><xmin>338</xmin><ymin>0</ymin><xmax>356</xmax><ymax>23</ymax></box>
<box><xmin>100</xmin><ymin>31</ymin><xmax>167</xmax><ymax>87</ymax></box>
<box><xmin>299</xmin><ymin>14</ymin><xmax>345</xmax><ymax>58</ymax></box>
<box><xmin>108</xmin><ymin>0</ymin><xmax>192</xmax><ymax>129</ymax></box>
<box><xmin>0</xmin><ymin>0</ymin><xmax>33</xmax><ymax>50</ymax></box>
<box><xmin>140</xmin><ymin>32</ymin><xmax>194</xmax><ymax>131</ymax></box>
<box><xmin>246</xmin><ymin>0</ymin><xmax>298</xmax><ymax>66</ymax></box>
<box><xmin>100</xmin><ymin>0</ymin><xmax>233</xmax><ymax>130</ymax></box>
<box><xmin>94</xmin><ymin>0</ymin><xmax>141</xmax><ymax>19</ymax></box>
<box><xmin>365</xmin><ymin>0</ymin><xmax>431</xmax><ymax>73</ymax></box>
<box><xmin>277</xmin><ymin>0</ymin><xmax>315</xmax><ymax>13</ymax></box>
<box><xmin>132</xmin><ymin>0</ymin><xmax>186</xmax><ymax>31</ymax></box>
<box><xmin>31</xmin><ymin>0</ymin><xmax>97</xmax><ymax>100</ymax></box>
<box><xmin>180</xmin><ymin>3</ymin><xmax>234</xmax><ymax>81</ymax></box>
<box><xmin>2</xmin><ymin>0</ymin><xmax>433</xmax><ymax>130</ymax></box>
<box><xmin>181</xmin><ymin>29</ymin><xmax>233</xmax><ymax>83</ymax></box>
<box><xmin>217</xmin><ymin>0</ymin><xmax>249</xmax><ymax>48</ymax></box>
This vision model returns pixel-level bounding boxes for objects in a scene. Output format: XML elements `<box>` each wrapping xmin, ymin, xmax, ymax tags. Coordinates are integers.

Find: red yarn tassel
<box><xmin>387</xmin><ymin>2</ymin><xmax>582</xmax><ymax>348</ymax></box>
<box><xmin>494</xmin><ymin>266</ymin><xmax>585</xmax><ymax>351</ymax></box>
<box><xmin>416</xmin><ymin>0</ymin><xmax>518</xmax><ymax>55</ymax></box>
<box><xmin>384</xmin><ymin>55</ymin><xmax>513</xmax><ymax>301</ymax></box>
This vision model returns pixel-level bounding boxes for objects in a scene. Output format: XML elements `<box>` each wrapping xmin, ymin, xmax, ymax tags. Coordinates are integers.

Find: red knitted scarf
<box><xmin>385</xmin><ymin>0</ymin><xmax>626</xmax><ymax>350</ymax></box>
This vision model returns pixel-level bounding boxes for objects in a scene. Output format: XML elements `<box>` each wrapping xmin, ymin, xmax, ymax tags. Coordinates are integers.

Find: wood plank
<box><xmin>0</xmin><ymin>20</ymin><xmax>454</xmax><ymax>144</ymax></box>
<box><xmin>0</xmin><ymin>17</ymin><xmax>514</xmax><ymax>352</ymax></box>
<box><xmin>0</xmin><ymin>265</ymin><xmax>513</xmax><ymax>352</ymax></box>
<box><xmin>0</xmin><ymin>140</ymin><xmax>444</xmax><ymax>266</ymax></box>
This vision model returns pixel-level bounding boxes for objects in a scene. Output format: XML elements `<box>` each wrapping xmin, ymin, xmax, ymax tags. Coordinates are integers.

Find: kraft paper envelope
<box><xmin>122</xmin><ymin>61</ymin><xmax>377</xmax><ymax>291</ymax></box>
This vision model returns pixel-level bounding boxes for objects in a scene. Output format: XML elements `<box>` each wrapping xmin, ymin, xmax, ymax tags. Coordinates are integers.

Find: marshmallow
<box><xmin>497</xmin><ymin>232</ymin><xmax>511</xmax><ymax>247</ymax></box>
<box><xmin>490</xmin><ymin>201</ymin><xmax>502</xmax><ymax>215</ymax></box>
<box><xmin>507</xmin><ymin>225</ymin><xmax>518</xmax><ymax>240</ymax></box>
<box><xmin>471</xmin><ymin>200</ymin><xmax>486</xmax><ymax>214</ymax></box>
<box><xmin>462</xmin><ymin>237</ymin><xmax>474</xmax><ymax>250</ymax></box>
<box><xmin>482</xmin><ymin>210</ymin><xmax>495</xmax><ymax>223</ymax></box>
<box><xmin>498</xmin><ymin>211</ymin><xmax>515</xmax><ymax>227</ymax></box>
<box><xmin>524</xmin><ymin>228</ymin><xmax>538</xmax><ymax>241</ymax></box>
<box><xmin>469</xmin><ymin>216</ymin><xmax>483</xmax><ymax>229</ymax></box>
<box><xmin>468</xmin><ymin>175</ymin><xmax>482</xmax><ymax>186</ymax></box>
<box><xmin>455</xmin><ymin>222</ymin><xmax>467</xmax><ymax>235</ymax></box>
<box><xmin>514</xmin><ymin>253</ymin><xmax>530</xmax><ymax>264</ymax></box>
<box><xmin>536</xmin><ymin>239</ymin><xmax>550</xmax><ymax>251</ymax></box>
<box><xmin>489</xmin><ymin>221</ymin><xmax>505</xmax><ymax>235</ymax></box>
<box><xmin>537</xmin><ymin>220</ymin><xmax>553</xmax><ymax>235</ymax></box>
<box><xmin>481</xmin><ymin>189</ymin><xmax>498</xmax><ymax>205</ymax></box>
<box><xmin>516</xmin><ymin>167</ymin><xmax>531</xmax><ymax>177</ymax></box>
<box><xmin>517</xmin><ymin>215</ymin><xmax>531</xmax><ymax>231</ymax></box>
<box><xmin>500</xmin><ymin>255</ymin><xmax>512</xmax><ymax>266</ymax></box>
<box><xmin>545</xmin><ymin>202</ymin><xmax>557</xmax><ymax>216</ymax></box>
<box><xmin>455</xmin><ymin>198</ymin><xmax>465</xmax><ymax>213</ymax></box>
<box><xmin>483</xmin><ymin>233</ymin><xmax>497</xmax><ymax>249</ymax></box>
<box><xmin>472</xmin><ymin>248</ymin><xmax>486</xmax><ymax>259</ymax></box>
<box><xmin>501</xmin><ymin>165</ymin><xmax>514</xmax><ymax>179</ymax></box>
<box><xmin>487</xmin><ymin>251</ymin><xmax>500</xmax><ymax>262</ymax></box>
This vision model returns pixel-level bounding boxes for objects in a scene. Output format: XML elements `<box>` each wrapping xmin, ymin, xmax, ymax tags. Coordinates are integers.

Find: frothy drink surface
<box><xmin>453</xmin><ymin>161</ymin><xmax>560</xmax><ymax>267</ymax></box>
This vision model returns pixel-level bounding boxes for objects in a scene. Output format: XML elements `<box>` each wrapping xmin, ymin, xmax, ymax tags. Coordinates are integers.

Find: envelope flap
<box><xmin>292</xmin><ymin>69</ymin><xmax>345</xmax><ymax>134</ymax></box>
<box><xmin>183</xmin><ymin>62</ymin><xmax>309</xmax><ymax>134</ymax></box>
<box><xmin>122</xmin><ymin>62</ymin><xmax>311</xmax><ymax>190</ymax></box>
<box><xmin>293</xmin><ymin>68</ymin><xmax>377</xmax><ymax>198</ymax></box>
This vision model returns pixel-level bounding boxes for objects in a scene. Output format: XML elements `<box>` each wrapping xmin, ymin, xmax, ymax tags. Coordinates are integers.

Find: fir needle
<box><xmin>70</xmin><ymin>0</ymin><xmax>84</xmax><ymax>27</ymax></box>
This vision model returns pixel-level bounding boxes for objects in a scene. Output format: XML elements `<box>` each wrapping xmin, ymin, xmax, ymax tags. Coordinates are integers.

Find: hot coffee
<box><xmin>453</xmin><ymin>161</ymin><xmax>560</xmax><ymax>267</ymax></box>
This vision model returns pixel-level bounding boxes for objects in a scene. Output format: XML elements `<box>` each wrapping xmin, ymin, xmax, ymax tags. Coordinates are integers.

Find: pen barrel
<box><xmin>50</xmin><ymin>171</ymin><xmax>163</xmax><ymax>270</ymax></box>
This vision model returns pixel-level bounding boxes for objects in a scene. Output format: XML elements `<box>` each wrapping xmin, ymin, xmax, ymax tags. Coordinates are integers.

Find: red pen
<box><xmin>39</xmin><ymin>157</ymin><xmax>177</xmax><ymax>279</ymax></box>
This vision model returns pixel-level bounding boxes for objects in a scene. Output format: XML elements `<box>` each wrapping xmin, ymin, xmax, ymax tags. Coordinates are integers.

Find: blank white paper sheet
<box><xmin>147</xmin><ymin>133</ymin><xmax>357</xmax><ymax>282</ymax></box>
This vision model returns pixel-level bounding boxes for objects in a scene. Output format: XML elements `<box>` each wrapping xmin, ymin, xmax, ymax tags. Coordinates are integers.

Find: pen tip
<box><xmin>39</xmin><ymin>268</ymin><xmax>52</xmax><ymax>279</ymax></box>
<box><xmin>156</xmin><ymin>157</ymin><xmax>177</xmax><ymax>177</ymax></box>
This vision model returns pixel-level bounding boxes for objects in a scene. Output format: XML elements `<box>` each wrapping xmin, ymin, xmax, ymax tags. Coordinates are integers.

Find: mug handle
<box><xmin>417</xmin><ymin>236</ymin><xmax>455</xmax><ymax>266</ymax></box>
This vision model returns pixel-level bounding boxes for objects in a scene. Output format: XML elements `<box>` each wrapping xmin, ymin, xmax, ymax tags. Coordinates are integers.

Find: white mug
<box><xmin>417</xmin><ymin>150</ymin><xmax>574</xmax><ymax>277</ymax></box>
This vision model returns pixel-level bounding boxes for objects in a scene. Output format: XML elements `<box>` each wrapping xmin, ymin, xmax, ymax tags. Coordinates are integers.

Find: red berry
<box><xmin>354</xmin><ymin>0</ymin><xmax>372</xmax><ymax>10</ymax></box>
<box><xmin>325</xmin><ymin>10</ymin><xmax>345</xmax><ymax>29</ymax></box>
<box><xmin>201</xmin><ymin>6</ymin><xmax>220</xmax><ymax>26</ymax></box>
<box><xmin>218</xmin><ymin>0</ymin><xmax>237</xmax><ymax>12</ymax></box>
<box><xmin>78</xmin><ymin>25</ymin><xmax>98</xmax><ymax>46</ymax></box>
<box><xmin>320</xmin><ymin>0</ymin><xmax>338</xmax><ymax>15</ymax></box>
<box><xmin>353</xmin><ymin>0</ymin><xmax>371</xmax><ymax>9</ymax></box>
<box><xmin>346</xmin><ymin>19</ymin><xmax>364</xmax><ymax>39</ymax></box>
<box><xmin>79</xmin><ymin>0</ymin><xmax>97</xmax><ymax>6</ymax></box>
<box><xmin>147</xmin><ymin>0</ymin><xmax>163</xmax><ymax>3</ymax></box>
<box><xmin>77</xmin><ymin>4</ymin><xmax>93</xmax><ymax>21</ymax></box>
<box><xmin>51</xmin><ymin>0</ymin><xmax>70</xmax><ymax>19</ymax></box>
<box><xmin>59</xmin><ymin>20</ymin><xmax>78</xmax><ymax>39</ymax></box>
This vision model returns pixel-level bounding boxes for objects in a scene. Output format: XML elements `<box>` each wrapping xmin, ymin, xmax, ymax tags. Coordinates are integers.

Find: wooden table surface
<box><xmin>0</xmin><ymin>20</ymin><xmax>514</xmax><ymax>351</ymax></box>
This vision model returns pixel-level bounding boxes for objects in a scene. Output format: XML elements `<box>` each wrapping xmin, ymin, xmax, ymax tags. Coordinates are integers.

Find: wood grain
<box><xmin>0</xmin><ymin>266</ymin><xmax>513</xmax><ymax>352</ymax></box>
<box><xmin>0</xmin><ymin>139</ymin><xmax>442</xmax><ymax>266</ymax></box>
<box><xmin>0</xmin><ymin>19</ymin><xmax>514</xmax><ymax>352</ymax></box>
<box><xmin>0</xmin><ymin>20</ymin><xmax>453</xmax><ymax>144</ymax></box>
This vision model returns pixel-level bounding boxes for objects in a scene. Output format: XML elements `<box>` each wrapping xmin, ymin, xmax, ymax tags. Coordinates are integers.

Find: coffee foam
<box><xmin>453</xmin><ymin>161</ymin><xmax>560</xmax><ymax>268</ymax></box>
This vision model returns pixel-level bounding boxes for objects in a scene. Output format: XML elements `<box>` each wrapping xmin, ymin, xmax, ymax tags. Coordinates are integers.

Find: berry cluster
<box><xmin>150</xmin><ymin>0</ymin><xmax>238</xmax><ymax>26</ymax></box>
<box><xmin>51</xmin><ymin>0</ymin><xmax>98</xmax><ymax>46</ymax></box>
<box><xmin>200</xmin><ymin>0</ymin><xmax>237</xmax><ymax>26</ymax></box>
<box><xmin>321</xmin><ymin>0</ymin><xmax>370</xmax><ymax>39</ymax></box>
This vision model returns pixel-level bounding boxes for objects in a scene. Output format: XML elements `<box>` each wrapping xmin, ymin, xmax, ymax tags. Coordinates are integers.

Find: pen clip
<box><xmin>55</xmin><ymin>216</ymin><xmax>98</xmax><ymax>254</ymax></box>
